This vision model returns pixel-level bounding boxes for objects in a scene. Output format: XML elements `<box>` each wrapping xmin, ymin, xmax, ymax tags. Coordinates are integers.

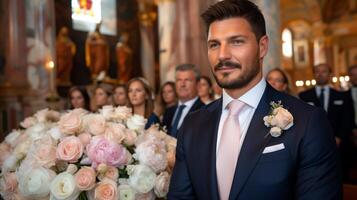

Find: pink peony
<box><xmin>75</xmin><ymin>167</ymin><xmax>96</xmax><ymax>191</ymax></box>
<box><xmin>86</xmin><ymin>136</ymin><xmax>131</xmax><ymax>168</ymax></box>
<box><xmin>58</xmin><ymin>112</ymin><xmax>82</xmax><ymax>135</ymax></box>
<box><xmin>56</xmin><ymin>136</ymin><xmax>84</xmax><ymax>163</ymax></box>
<box><xmin>94</xmin><ymin>179</ymin><xmax>118</xmax><ymax>200</ymax></box>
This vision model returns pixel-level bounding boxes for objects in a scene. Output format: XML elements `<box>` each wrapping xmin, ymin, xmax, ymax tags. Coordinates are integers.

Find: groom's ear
<box><xmin>259</xmin><ymin>35</ymin><xmax>269</xmax><ymax>60</ymax></box>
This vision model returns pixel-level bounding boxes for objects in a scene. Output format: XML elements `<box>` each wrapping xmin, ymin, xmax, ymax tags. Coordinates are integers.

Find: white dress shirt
<box><xmin>216</xmin><ymin>78</ymin><xmax>266</xmax><ymax>154</ymax></box>
<box><xmin>315</xmin><ymin>85</ymin><xmax>330</xmax><ymax>112</ymax></box>
<box><xmin>173</xmin><ymin>96</ymin><xmax>199</xmax><ymax>130</ymax></box>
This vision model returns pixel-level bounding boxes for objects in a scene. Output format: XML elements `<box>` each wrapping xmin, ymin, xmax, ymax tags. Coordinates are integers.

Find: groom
<box><xmin>168</xmin><ymin>0</ymin><xmax>341</xmax><ymax>199</ymax></box>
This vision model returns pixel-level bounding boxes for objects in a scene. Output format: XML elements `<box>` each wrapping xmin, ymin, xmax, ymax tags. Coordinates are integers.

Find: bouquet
<box><xmin>0</xmin><ymin>106</ymin><xmax>176</xmax><ymax>200</ymax></box>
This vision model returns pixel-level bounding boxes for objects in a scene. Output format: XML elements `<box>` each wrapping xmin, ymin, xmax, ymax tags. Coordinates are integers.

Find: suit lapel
<box><xmin>229</xmin><ymin>85</ymin><xmax>275</xmax><ymax>200</ymax></box>
<box><xmin>198</xmin><ymin>99</ymin><xmax>221</xmax><ymax>200</ymax></box>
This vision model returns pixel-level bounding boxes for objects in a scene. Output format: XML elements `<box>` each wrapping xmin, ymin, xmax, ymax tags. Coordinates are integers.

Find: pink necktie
<box><xmin>217</xmin><ymin>100</ymin><xmax>245</xmax><ymax>200</ymax></box>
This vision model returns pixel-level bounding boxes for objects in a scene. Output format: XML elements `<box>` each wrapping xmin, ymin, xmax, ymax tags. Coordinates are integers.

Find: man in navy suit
<box><xmin>162</xmin><ymin>64</ymin><xmax>205</xmax><ymax>137</ymax></box>
<box><xmin>168</xmin><ymin>0</ymin><xmax>341</xmax><ymax>199</ymax></box>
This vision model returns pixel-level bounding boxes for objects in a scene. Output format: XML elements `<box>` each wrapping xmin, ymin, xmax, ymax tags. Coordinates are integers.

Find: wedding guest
<box><xmin>113</xmin><ymin>84</ymin><xmax>128</xmax><ymax>106</ymax></box>
<box><xmin>162</xmin><ymin>64</ymin><xmax>205</xmax><ymax>137</ymax></box>
<box><xmin>93</xmin><ymin>83</ymin><xmax>113</xmax><ymax>111</ymax></box>
<box><xmin>155</xmin><ymin>81</ymin><xmax>178</xmax><ymax>119</ymax></box>
<box><xmin>127</xmin><ymin>77</ymin><xmax>160</xmax><ymax>129</ymax></box>
<box><xmin>266</xmin><ymin>68</ymin><xmax>291</xmax><ymax>94</ymax></box>
<box><xmin>198</xmin><ymin>76</ymin><xmax>215</xmax><ymax>104</ymax></box>
<box><xmin>68</xmin><ymin>86</ymin><xmax>90</xmax><ymax>110</ymax></box>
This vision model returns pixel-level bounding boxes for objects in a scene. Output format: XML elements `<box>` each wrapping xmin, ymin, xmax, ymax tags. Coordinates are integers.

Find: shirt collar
<box><xmin>222</xmin><ymin>78</ymin><xmax>266</xmax><ymax>110</ymax></box>
<box><xmin>178</xmin><ymin>96</ymin><xmax>199</xmax><ymax>108</ymax></box>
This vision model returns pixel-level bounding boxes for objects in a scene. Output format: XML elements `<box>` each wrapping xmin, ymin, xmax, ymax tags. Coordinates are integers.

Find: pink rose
<box><xmin>75</xmin><ymin>167</ymin><xmax>96</xmax><ymax>191</ymax></box>
<box><xmin>104</xmin><ymin>123</ymin><xmax>126</xmax><ymax>144</ymax></box>
<box><xmin>57</xmin><ymin>136</ymin><xmax>84</xmax><ymax>163</ymax></box>
<box><xmin>84</xmin><ymin>114</ymin><xmax>106</xmax><ymax>135</ymax></box>
<box><xmin>94</xmin><ymin>179</ymin><xmax>118</xmax><ymax>200</ymax></box>
<box><xmin>58</xmin><ymin>112</ymin><xmax>82</xmax><ymax>135</ymax></box>
<box><xmin>86</xmin><ymin>136</ymin><xmax>131</xmax><ymax>168</ymax></box>
<box><xmin>78</xmin><ymin>133</ymin><xmax>92</xmax><ymax>147</ymax></box>
<box><xmin>98</xmin><ymin>166</ymin><xmax>119</xmax><ymax>181</ymax></box>
<box><xmin>0</xmin><ymin>172</ymin><xmax>18</xmax><ymax>199</ymax></box>
<box><xmin>123</xmin><ymin>129</ymin><xmax>137</xmax><ymax>146</ymax></box>
<box><xmin>271</xmin><ymin>107</ymin><xmax>294</xmax><ymax>130</ymax></box>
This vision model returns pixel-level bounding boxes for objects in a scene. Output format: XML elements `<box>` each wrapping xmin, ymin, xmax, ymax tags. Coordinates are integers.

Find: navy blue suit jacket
<box><xmin>162</xmin><ymin>98</ymin><xmax>205</xmax><ymax>136</ymax></box>
<box><xmin>168</xmin><ymin>84</ymin><xmax>341</xmax><ymax>200</ymax></box>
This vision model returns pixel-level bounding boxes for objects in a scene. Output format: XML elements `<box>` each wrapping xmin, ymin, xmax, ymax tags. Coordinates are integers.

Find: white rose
<box><xmin>34</xmin><ymin>108</ymin><xmax>50</xmax><ymax>123</ymax></box>
<box><xmin>5</xmin><ymin>130</ymin><xmax>22</xmax><ymax>147</ymax></box>
<box><xmin>127</xmin><ymin>165</ymin><xmax>156</xmax><ymax>193</ymax></box>
<box><xmin>126</xmin><ymin>115</ymin><xmax>147</xmax><ymax>132</ymax></box>
<box><xmin>154</xmin><ymin>171</ymin><xmax>170</xmax><ymax>198</ymax></box>
<box><xmin>2</xmin><ymin>154</ymin><xmax>18</xmax><ymax>173</ymax></box>
<box><xmin>50</xmin><ymin>172</ymin><xmax>80</xmax><ymax>200</ymax></box>
<box><xmin>48</xmin><ymin>127</ymin><xmax>64</xmax><ymax>141</ymax></box>
<box><xmin>25</xmin><ymin>122</ymin><xmax>47</xmax><ymax>141</ymax></box>
<box><xmin>100</xmin><ymin>105</ymin><xmax>115</xmax><ymax>120</ymax></box>
<box><xmin>118</xmin><ymin>184</ymin><xmax>136</xmax><ymax>200</ymax></box>
<box><xmin>270</xmin><ymin>126</ymin><xmax>282</xmax><ymax>137</ymax></box>
<box><xmin>18</xmin><ymin>167</ymin><xmax>56</xmax><ymax>199</ymax></box>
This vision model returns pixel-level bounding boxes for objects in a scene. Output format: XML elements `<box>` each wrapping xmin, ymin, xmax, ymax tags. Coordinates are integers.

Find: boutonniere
<box><xmin>263</xmin><ymin>101</ymin><xmax>294</xmax><ymax>137</ymax></box>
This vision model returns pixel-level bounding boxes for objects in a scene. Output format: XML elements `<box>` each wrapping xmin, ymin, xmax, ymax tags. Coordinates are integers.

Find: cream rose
<box><xmin>94</xmin><ymin>178</ymin><xmax>118</xmax><ymax>200</ymax></box>
<box><xmin>123</xmin><ymin>129</ymin><xmax>137</xmax><ymax>146</ymax></box>
<box><xmin>83</xmin><ymin>114</ymin><xmax>107</xmax><ymax>135</ymax></box>
<box><xmin>48</xmin><ymin>127</ymin><xmax>64</xmax><ymax>141</ymax></box>
<box><xmin>98</xmin><ymin>166</ymin><xmax>119</xmax><ymax>181</ymax></box>
<box><xmin>78</xmin><ymin>132</ymin><xmax>92</xmax><ymax>147</ymax></box>
<box><xmin>74</xmin><ymin>167</ymin><xmax>96</xmax><ymax>191</ymax></box>
<box><xmin>20</xmin><ymin>116</ymin><xmax>38</xmax><ymax>128</ymax></box>
<box><xmin>56</xmin><ymin>136</ymin><xmax>84</xmax><ymax>163</ymax></box>
<box><xmin>25</xmin><ymin>122</ymin><xmax>47</xmax><ymax>141</ymax></box>
<box><xmin>5</xmin><ymin>130</ymin><xmax>22</xmax><ymax>147</ymax></box>
<box><xmin>28</xmin><ymin>135</ymin><xmax>57</xmax><ymax>168</ymax></box>
<box><xmin>113</xmin><ymin>106</ymin><xmax>132</xmax><ymax>121</ymax></box>
<box><xmin>50</xmin><ymin>172</ymin><xmax>79</xmax><ymax>200</ymax></box>
<box><xmin>58</xmin><ymin>112</ymin><xmax>82</xmax><ymax>135</ymax></box>
<box><xmin>126</xmin><ymin>115</ymin><xmax>146</xmax><ymax>132</ymax></box>
<box><xmin>100</xmin><ymin>105</ymin><xmax>115</xmax><ymax>120</ymax></box>
<box><xmin>269</xmin><ymin>126</ymin><xmax>282</xmax><ymax>137</ymax></box>
<box><xmin>154</xmin><ymin>171</ymin><xmax>170</xmax><ymax>198</ymax></box>
<box><xmin>104</xmin><ymin>123</ymin><xmax>126</xmax><ymax>144</ymax></box>
<box><xmin>18</xmin><ymin>167</ymin><xmax>56</xmax><ymax>199</ymax></box>
<box><xmin>127</xmin><ymin>165</ymin><xmax>156</xmax><ymax>193</ymax></box>
<box><xmin>272</xmin><ymin>107</ymin><xmax>294</xmax><ymax>130</ymax></box>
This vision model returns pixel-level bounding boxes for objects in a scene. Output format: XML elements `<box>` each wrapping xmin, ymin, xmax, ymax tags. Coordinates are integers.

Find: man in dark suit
<box><xmin>168</xmin><ymin>0</ymin><xmax>341</xmax><ymax>199</ymax></box>
<box><xmin>299</xmin><ymin>63</ymin><xmax>354</xmax><ymax>147</ymax></box>
<box><xmin>162</xmin><ymin>64</ymin><xmax>205</xmax><ymax>137</ymax></box>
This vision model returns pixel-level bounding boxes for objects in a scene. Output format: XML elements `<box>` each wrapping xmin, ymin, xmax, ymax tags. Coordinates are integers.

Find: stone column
<box><xmin>137</xmin><ymin>0</ymin><xmax>157</xmax><ymax>89</ymax></box>
<box><xmin>252</xmin><ymin>0</ymin><xmax>281</xmax><ymax>75</ymax></box>
<box><xmin>158</xmin><ymin>0</ymin><xmax>176</xmax><ymax>84</ymax></box>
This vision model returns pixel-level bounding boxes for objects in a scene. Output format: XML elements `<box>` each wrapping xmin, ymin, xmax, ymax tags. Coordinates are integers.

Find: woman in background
<box><xmin>266</xmin><ymin>68</ymin><xmax>291</xmax><ymax>94</ymax></box>
<box><xmin>68</xmin><ymin>86</ymin><xmax>90</xmax><ymax>110</ymax></box>
<box><xmin>93</xmin><ymin>83</ymin><xmax>113</xmax><ymax>111</ymax></box>
<box><xmin>198</xmin><ymin>76</ymin><xmax>214</xmax><ymax>104</ymax></box>
<box><xmin>113</xmin><ymin>84</ymin><xmax>128</xmax><ymax>106</ymax></box>
<box><xmin>127</xmin><ymin>77</ymin><xmax>160</xmax><ymax>129</ymax></box>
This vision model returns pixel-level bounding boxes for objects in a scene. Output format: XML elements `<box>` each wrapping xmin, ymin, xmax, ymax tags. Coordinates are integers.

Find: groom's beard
<box><xmin>212</xmin><ymin>55</ymin><xmax>260</xmax><ymax>90</ymax></box>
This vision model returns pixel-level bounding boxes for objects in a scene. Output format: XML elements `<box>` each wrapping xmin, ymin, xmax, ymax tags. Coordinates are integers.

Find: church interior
<box><xmin>1</xmin><ymin>0</ymin><xmax>357</xmax><ymax>198</ymax></box>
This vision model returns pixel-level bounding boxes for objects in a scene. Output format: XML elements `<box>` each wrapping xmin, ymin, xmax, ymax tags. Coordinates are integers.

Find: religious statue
<box><xmin>85</xmin><ymin>23</ymin><xmax>109</xmax><ymax>78</ymax></box>
<box><xmin>116</xmin><ymin>32</ymin><xmax>133</xmax><ymax>83</ymax></box>
<box><xmin>56</xmin><ymin>27</ymin><xmax>76</xmax><ymax>85</ymax></box>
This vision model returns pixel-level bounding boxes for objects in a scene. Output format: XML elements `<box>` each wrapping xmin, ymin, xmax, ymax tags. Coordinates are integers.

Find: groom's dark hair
<box><xmin>201</xmin><ymin>0</ymin><xmax>266</xmax><ymax>41</ymax></box>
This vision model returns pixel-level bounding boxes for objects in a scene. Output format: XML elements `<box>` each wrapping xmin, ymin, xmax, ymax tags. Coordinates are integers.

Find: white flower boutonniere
<box><xmin>263</xmin><ymin>101</ymin><xmax>294</xmax><ymax>137</ymax></box>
